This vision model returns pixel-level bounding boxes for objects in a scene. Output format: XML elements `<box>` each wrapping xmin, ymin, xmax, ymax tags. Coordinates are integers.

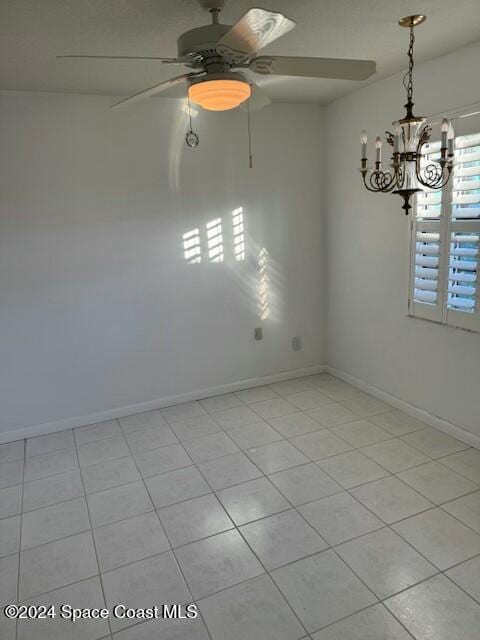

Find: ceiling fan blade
<box><xmin>57</xmin><ymin>55</ymin><xmax>194</xmax><ymax>63</ymax></box>
<box><xmin>249</xmin><ymin>56</ymin><xmax>376</xmax><ymax>80</ymax></box>
<box><xmin>217</xmin><ymin>8</ymin><xmax>295</xmax><ymax>62</ymax></box>
<box><xmin>111</xmin><ymin>73</ymin><xmax>202</xmax><ymax>110</ymax></box>
<box><xmin>240</xmin><ymin>82</ymin><xmax>271</xmax><ymax>112</ymax></box>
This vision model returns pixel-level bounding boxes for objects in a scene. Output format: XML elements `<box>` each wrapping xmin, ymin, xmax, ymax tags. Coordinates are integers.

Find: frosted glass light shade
<box><xmin>188</xmin><ymin>79</ymin><xmax>251</xmax><ymax>111</ymax></box>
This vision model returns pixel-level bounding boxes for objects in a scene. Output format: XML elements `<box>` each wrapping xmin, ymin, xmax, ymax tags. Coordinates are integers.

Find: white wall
<box><xmin>0</xmin><ymin>92</ymin><xmax>324</xmax><ymax>438</ymax></box>
<box><xmin>324</xmin><ymin>40</ymin><xmax>480</xmax><ymax>439</ymax></box>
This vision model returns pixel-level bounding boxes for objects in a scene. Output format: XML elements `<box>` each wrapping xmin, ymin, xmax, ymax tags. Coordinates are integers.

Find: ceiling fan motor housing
<box><xmin>177</xmin><ymin>24</ymin><xmax>231</xmax><ymax>66</ymax></box>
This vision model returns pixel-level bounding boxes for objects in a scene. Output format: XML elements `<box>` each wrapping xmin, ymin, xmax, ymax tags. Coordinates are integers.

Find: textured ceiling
<box><xmin>1</xmin><ymin>0</ymin><xmax>479</xmax><ymax>104</ymax></box>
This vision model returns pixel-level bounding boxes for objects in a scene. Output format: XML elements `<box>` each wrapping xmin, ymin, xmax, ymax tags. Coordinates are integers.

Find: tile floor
<box><xmin>1</xmin><ymin>373</ymin><xmax>480</xmax><ymax>640</ymax></box>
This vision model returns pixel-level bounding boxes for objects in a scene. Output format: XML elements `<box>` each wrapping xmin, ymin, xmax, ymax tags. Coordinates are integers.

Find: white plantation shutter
<box><xmin>446</xmin><ymin>132</ymin><xmax>480</xmax><ymax>330</ymax></box>
<box><xmin>410</xmin><ymin>131</ymin><xmax>480</xmax><ymax>332</ymax></box>
<box><xmin>410</xmin><ymin>141</ymin><xmax>446</xmax><ymax>322</ymax></box>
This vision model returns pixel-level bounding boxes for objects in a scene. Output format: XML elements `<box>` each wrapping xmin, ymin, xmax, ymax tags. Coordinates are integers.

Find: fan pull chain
<box><xmin>185</xmin><ymin>92</ymin><xmax>199</xmax><ymax>148</ymax></box>
<box><xmin>188</xmin><ymin>93</ymin><xmax>193</xmax><ymax>131</ymax></box>
<box><xmin>247</xmin><ymin>95</ymin><xmax>253</xmax><ymax>169</ymax></box>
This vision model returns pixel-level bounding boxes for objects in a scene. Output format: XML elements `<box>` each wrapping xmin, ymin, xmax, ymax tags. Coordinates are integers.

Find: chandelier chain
<box><xmin>403</xmin><ymin>25</ymin><xmax>415</xmax><ymax>109</ymax></box>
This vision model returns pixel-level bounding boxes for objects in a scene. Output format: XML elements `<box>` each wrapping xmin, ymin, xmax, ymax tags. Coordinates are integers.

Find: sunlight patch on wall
<box><xmin>258</xmin><ymin>247</ymin><xmax>271</xmax><ymax>320</ymax></box>
<box><xmin>232</xmin><ymin>207</ymin><xmax>246</xmax><ymax>261</ymax></box>
<box><xmin>182</xmin><ymin>228</ymin><xmax>202</xmax><ymax>264</ymax></box>
<box><xmin>182</xmin><ymin>207</ymin><xmax>246</xmax><ymax>264</ymax></box>
<box><xmin>206</xmin><ymin>218</ymin><xmax>224</xmax><ymax>263</ymax></box>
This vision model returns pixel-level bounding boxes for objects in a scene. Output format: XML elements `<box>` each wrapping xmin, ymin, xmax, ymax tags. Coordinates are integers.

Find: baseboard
<box><xmin>5</xmin><ymin>362</ymin><xmax>478</xmax><ymax>449</ymax></box>
<box><xmin>325</xmin><ymin>365</ymin><xmax>480</xmax><ymax>450</ymax></box>
<box><xmin>0</xmin><ymin>364</ymin><xmax>326</xmax><ymax>444</ymax></box>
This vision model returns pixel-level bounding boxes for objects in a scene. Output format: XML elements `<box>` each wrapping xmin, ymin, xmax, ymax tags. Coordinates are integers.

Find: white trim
<box><xmin>325</xmin><ymin>365</ymin><xmax>480</xmax><ymax>450</ymax></box>
<box><xmin>0</xmin><ymin>365</ymin><xmax>326</xmax><ymax>445</ymax></box>
<box><xmin>4</xmin><ymin>362</ymin><xmax>479</xmax><ymax>450</ymax></box>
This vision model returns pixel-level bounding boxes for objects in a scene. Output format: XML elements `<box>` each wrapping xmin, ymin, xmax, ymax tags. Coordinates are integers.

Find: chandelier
<box><xmin>360</xmin><ymin>15</ymin><xmax>454</xmax><ymax>214</ymax></box>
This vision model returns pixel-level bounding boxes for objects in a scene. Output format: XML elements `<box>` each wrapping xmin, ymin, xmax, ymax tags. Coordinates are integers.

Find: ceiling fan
<box><xmin>59</xmin><ymin>0</ymin><xmax>376</xmax><ymax>112</ymax></box>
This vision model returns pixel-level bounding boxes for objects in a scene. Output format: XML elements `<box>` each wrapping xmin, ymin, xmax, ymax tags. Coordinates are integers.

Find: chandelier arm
<box><xmin>416</xmin><ymin>162</ymin><xmax>453</xmax><ymax>190</ymax></box>
<box><xmin>362</xmin><ymin>168</ymin><xmax>399</xmax><ymax>193</ymax></box>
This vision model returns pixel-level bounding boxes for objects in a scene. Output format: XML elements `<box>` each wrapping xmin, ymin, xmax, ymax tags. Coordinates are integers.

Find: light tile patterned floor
<box><xmin>1</xmin><ymin>373</ymin><xmax>480</xmax><ymax>640</ymax></box>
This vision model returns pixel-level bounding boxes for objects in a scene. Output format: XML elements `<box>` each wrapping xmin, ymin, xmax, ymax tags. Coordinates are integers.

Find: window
<box><xmin>409</xmin><ymin>130</ymin><xmax>480</xmax><ymax>332</ymax></box>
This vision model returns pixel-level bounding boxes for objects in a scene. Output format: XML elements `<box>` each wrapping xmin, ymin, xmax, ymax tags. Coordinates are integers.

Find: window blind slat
<box><xmin>452</xmin><ymin>179</ymin><xmax>480</xmax><ymax>192</ymax></box>
<box><xmin>456</xmin><ymin>134</ymin><xmax>480</xmax><ymax>149</ymax></box>
<box><xmin>415</xmin><ymin>278</ymin><xmax>438</xmax><ymax>291</ymax></box>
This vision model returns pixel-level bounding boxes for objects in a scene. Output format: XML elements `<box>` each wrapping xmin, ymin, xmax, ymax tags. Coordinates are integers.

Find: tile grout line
<box><xmin>72</xmin><ymin>422</ymin><xmax>114</xmax><ymax>639</ymax></box>
<box><xmin>442</xmin><ymin>567</ymin><xmax>480</xmax><ymax>607</ymax></box>
<box><xmin>14</xmin><ymin>439</ymin><xmax>26</xmax><ymax>640</ymax></box>
<box><xmin>228</xmin><ymin>526</ymin><xmax>312</xmax><ymax>638</ymax></box>
<box><xmin>116</xmin><ymin>414</ymin><xmax>215</xmax><ymax>640</ymax></box>
<box><xmin>434</xmin><ymin>450</ymin><xmax>479</xmax><ymax>484</ymax></box>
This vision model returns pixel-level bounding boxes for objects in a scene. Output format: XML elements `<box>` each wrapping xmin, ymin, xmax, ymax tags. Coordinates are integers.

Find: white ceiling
<box><xmin>1</xmin><ymin>0</ymin><xmax>479</xmax><ymax>104</ymax></box>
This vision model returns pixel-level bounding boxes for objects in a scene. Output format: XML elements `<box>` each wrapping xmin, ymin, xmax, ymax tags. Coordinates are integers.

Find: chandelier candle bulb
<box><xmin>448</xmin><ymin>122</ymin><xmax>455</xmax><ymax>156</ymax></box>
<box><xmin>441</xmin><ymin>117</ymin><xmax>449</xmax><ymax>145</ymax></box>
<box><xmin>375</xmin><ymin>136</ymin><xmax>382</xmax><ymax>164</ymax></box>
<box><xmin>440</xmin><ymin>117</ymin><xmax>449</xmax><ymax>162</ymax></box>
<box><xmin>361</xmin><ymin>130</ymin><xmax>368</xmax><ymax>158</ymax></box>
<box><xmin>393</xmin><ymin>122</ymin><xmax>401</xmax><ymax>154</ymax></box>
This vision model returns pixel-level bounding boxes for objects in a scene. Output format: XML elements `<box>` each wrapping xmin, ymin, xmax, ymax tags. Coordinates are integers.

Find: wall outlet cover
<box><xmin>254</xmin><ymin>327</ymin><xmax>263</xmax><ymax>340</ymax></box>
<box><xmin>292</xmin><ymin>336</ymin><xmax>302</xmax><ymax>351</ymax></box>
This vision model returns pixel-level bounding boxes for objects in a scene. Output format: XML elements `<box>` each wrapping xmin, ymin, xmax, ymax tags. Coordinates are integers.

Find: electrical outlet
<box><xmin>292</xmin><ymin>336</ymin><xmax>301</xmax><ymax>351</ymax></box>
<box><xmin>254</xmin><ymin>327</ymin><xmax>263</xmax><ymax>340</ymax></box>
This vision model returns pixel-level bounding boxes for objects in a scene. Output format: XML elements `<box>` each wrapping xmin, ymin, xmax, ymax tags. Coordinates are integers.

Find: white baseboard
<box><xmin>0</xmin><ymin>364</ymin><xmax>326</xmax><ymax>444</ymax></box>
<box><xmin>325</xmin><ymin>365</ymin><xmax>480</xmax><ymax>450</ymax></box>
<box><xmin>4</xmin><ymin>362</ymin><xmax>478</xmax><ymax>449</ymax></box>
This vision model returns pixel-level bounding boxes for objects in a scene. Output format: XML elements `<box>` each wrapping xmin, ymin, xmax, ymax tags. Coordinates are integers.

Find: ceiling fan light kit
<box><xmin>359</xmin><ymin>15</ymin><xmax>454</xmax><ymax>214</ymax></box>
<box><xmin>188</xmin><ymin>75</ymin><xmax>251</xmax><ymax>111</ymax></box>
